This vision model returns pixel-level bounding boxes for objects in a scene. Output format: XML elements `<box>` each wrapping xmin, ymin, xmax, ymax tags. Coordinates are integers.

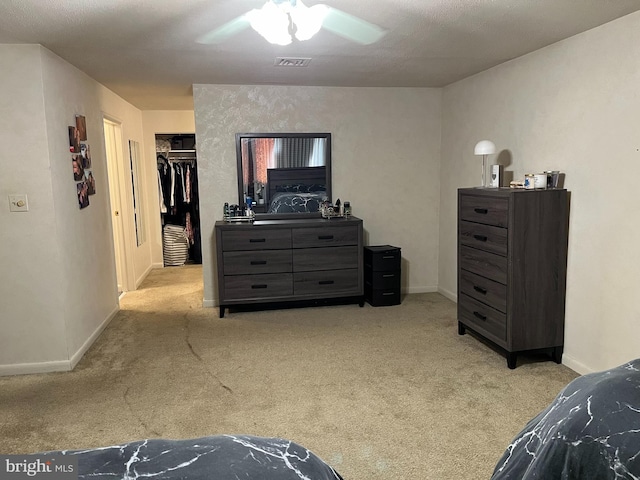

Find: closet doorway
<box><xmin>156</xmin><ymin>133</ymin><xmax>201</xmax><ymax>266</ymax></box>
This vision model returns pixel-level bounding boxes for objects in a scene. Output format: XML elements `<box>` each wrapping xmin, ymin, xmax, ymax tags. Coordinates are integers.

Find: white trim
<box><xmin>0</xmin><ymin>306</ymin><xmax>119</xmax><ymax>377</ymax></box>
<box><xmin>135</xmin><ymin>262</ymin><xmax>155</xmax><ymax>289</ymax></box>
<box><xmin>0</xmin><ymin>360</ymin><xmax>71</xmax><ymax>376</ymax></box>
<box><xmin>202</xmin><ymin>298</ymin><xmax>216</xmax><ymax>308</ymax></box>
<box><xmin>69</xmin><ymin>306</ymin><xmax>119</xmax><ymax>370</ymax></box>
<box><xmin>437</xmin><ymin>286</ymin><xmax>457</xmax><ymax>302</ymax></box>
<box><xmin>560</xmin><ymin>355</ymin><xmax>589</xmax><ymax>375</ymax></box>
<box><xmin>403</xmin><ymin>285</ymin><xmax>438</xmax><ymax>294</ymax></box>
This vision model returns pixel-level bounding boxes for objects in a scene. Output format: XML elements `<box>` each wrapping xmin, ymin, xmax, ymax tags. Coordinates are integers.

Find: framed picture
<box><xmin>72</xmin><ymin>155</ymin><xmax>84</xmax><ymax>181</ymax></box>
<box><xmin>77</xmin><ymin>181</ymin><xmax>90</xmax><ymax>209</ymax></box>
<box><xmin>76</xmin><ymin>115</ymin><xmax>87</xmax><ymax>141</ymax></box>
<box><xmin>80</xmin><ymin>143</ymin><xmax>91</xmax><ymax>169</ymax></box>
<box><xmin>69</xmin><ymin>126</ymin><xmax>80</xmax><ymax>153</ymax></box>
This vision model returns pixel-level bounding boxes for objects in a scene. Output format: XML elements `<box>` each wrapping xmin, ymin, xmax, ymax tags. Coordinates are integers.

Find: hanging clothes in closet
<box><xmin>157</xmin><ymin>154</ymin><xmax>201</xmax><ymax>265</ymax></box>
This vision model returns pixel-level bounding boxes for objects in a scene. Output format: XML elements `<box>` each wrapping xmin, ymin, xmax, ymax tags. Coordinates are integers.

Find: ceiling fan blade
<box><xmin>321</xmin><ymin>6</ymin><xmax>386</xmax><ymax>45</ymax></box>
<box><xmin>196</xmin><ymin>15</ymin><xmax>250</xmax><ymax>44</ymax></box>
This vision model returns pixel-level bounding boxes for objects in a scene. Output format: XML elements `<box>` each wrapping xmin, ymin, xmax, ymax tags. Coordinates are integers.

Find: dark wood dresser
<box><xmin>457</xmin><ymin>188</ymin><xmax>569</xmax><ymax>368</ymax></box>
<box><xmin>215</xmin><ymin>216</ymin><xmax>364</xmax><ymax>317</ymax></box>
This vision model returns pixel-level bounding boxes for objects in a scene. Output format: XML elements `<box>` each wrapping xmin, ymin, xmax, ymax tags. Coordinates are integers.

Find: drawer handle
<box><xmin>319</xmin><ymin>280</ymin><xmax>335</xmax><ymax>285</ymax></box>
<box><xmin>251</xmin><ymin>284</ymin><xmax>268</xmax><ymax>289</ymax></box>
<box><xmin>473</xmin><ymin>311</ymin><xmax>487</xmax><ymax>321</ymax></box>
<box><xmin>250</xmin><ymin>260</ymin><xmax>267</xmax><ymax>265</ymax></box>
<box><xmin>382</xmin><ymin>274</ymin><xmax>396</xmax><ymax>278</ymax></box>
<box><xmin>249</xmin><ymin>238</ymin><xmax>266</xmax><ymax>243</ymax></box>
<box><xmin>473</xmin><ymin>234</ymin><xmax>488</xmax><ymax>242</ymax></box>
<box><xmin>382</xmin><ymin>292</ymin><xmax>395</xmax><ymax>296</ymax></box>
<box><xmin>382</xmin><ymin>255</ymin><xmax>395</xmax><ymax>259</ymax></box>
<box><xmin>474</xmin><ymin>208</ymin><xmax>488</xmax><ymax>214</ymax></box>
<box><xmin>318</xmin><ymin>235</ymin><xmax>334</xmax><ymax>240</ymax></box>
<box><xmin>473</xmin><ymin>285</ymin><xmax>487</xmax><ymax>295</ymax></box>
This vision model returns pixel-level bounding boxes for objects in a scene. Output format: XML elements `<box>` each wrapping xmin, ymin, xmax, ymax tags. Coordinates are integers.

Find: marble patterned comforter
<box><xmin>45</xmin><ymin>435</ymin><xmax>343</xmax><ymax>480</ymax></box>
<box><xmin>492</xmin><ymin>358</ymin><xmax>640</xmax><ymax>479</ymax></box>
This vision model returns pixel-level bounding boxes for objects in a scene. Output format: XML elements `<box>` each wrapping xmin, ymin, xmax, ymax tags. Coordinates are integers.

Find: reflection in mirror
<box><xmin>128</xmin><ymin>140</ymin><xmax>146</xmax><ymax>246</ymax></box>
<box><xmin>236</xmin><ymin>133</ymin><xmax>331</xmax><ymax>216</ymax></box>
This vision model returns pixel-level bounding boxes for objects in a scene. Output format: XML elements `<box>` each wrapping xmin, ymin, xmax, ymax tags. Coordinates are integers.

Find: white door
<box><xmin>103</xmin><ymin>118</ymin><xmax>128</xmax><ymax>294</ymax></box>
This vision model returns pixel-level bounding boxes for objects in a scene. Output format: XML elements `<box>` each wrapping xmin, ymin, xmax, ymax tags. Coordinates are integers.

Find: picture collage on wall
<box><xmin>69</xmin><ymin>115</ymin><xmax>95</xmax><ymax>209</ymax></box>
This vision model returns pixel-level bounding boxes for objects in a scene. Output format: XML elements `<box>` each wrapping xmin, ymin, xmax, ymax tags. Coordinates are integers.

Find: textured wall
<box><xmin>194</xmin><ymin>85</ymin><xmax>442</xmax><ymax>306</ymax></box>
<box><xmin>440</xmin><ymin>11</ymin><xmax>640</xmax><ymax>374</ymax></box>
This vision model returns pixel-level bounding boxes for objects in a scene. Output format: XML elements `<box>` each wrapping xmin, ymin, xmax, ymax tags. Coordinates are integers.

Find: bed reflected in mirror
<box><xmin>236</xmin><ymin>133</ymin><xmax>331</xmax><ymax>217</ymax></box>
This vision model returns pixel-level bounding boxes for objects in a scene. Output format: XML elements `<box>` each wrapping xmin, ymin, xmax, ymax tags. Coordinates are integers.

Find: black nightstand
<box><xmin>364</xmin><ymin>245</ymin><xmax>401</xmax><ymax>306</ymax></box>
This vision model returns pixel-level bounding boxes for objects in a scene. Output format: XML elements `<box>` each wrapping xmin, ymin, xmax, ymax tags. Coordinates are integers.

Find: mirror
<box><xmin>128</xmin><ymin>140</ymin><xmax>146</xmax><ymax>246</ymax></box>
<box><xmin>236</xmin><ymin>133</ymin><xmax>331</xmax><ymax>216</ymax></box>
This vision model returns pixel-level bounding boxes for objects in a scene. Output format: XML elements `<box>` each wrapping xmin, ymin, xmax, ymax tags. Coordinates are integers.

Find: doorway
<box><xmin>103</xmin><ymin>118</ymin><xmax>131</xmax><ymax>294</ymax></box>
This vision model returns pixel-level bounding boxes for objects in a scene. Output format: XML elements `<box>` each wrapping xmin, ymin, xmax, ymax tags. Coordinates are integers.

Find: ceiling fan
<box><xmin>197</xmin><ymin>0</ymin><xmax>386</xmax><ymax>46</ymax></box>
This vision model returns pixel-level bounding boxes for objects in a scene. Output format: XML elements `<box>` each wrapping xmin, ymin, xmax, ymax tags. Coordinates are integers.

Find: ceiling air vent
<box><xmin>274</xmin><ymin>57</ymin><xmax>312</xmax><ymax>67</ymax></box>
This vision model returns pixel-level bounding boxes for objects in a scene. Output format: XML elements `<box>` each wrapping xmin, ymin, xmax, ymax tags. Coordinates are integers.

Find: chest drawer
<box><xmin>293</xmin><ymin>246</ymin><xmax>359</xmax><ymax>272</ymax></box>
<box><xmin>221</xmin><ymin>229</ymin><xmax>292</xmax><ymax>251</ymax></box>
<box><xmin>458</xmin><ymin>293</ymin><xmax>507</xmax><ymax>344</ymax></box>
<box><xmin>223</xmin><ymin>273</ymin><xmax>292</xmax><ymax>300</ymax></box>
<box><xmin>459</xmin><ymin>245</ymin><xmax>507</xmax><ymax>284</ymax></box>
<box><xmin>294</xmin><ymin>269</ymin><xmax>359</xmax><ymax>296</ymax></box>
<box><xmin>459</xmin><ymin>221</ymin><xmax>508</xmax><ymax>256</ymax></box>
<box><xmin>459</xmin><ymin>194</ymin><xmax>508</xmax><ymax>227</ymax></box>
<box><xmin>459</xmin><ymin>269</ymin><xmax>507</xmax><ymax>313</ymax></box>
<box><xmin>223</xmin><ymin>250</ymin><xmax>292</xmax><ymax>275</ymax></box>
<box><xmin>364</xmin><ymin>246</ymin><xmax>401</xmax><ymax>271</ymax></box>
<box><xmin>292</xmin><ymin>226</ymin><xmax>358</xmax><ymax>248</ymax></box>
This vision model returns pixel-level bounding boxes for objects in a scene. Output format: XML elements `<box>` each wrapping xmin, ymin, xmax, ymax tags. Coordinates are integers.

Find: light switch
<box><xmin>9</xmin><ymin>194</ymin><xmax>29</xmax><ymax>212</ymax></box>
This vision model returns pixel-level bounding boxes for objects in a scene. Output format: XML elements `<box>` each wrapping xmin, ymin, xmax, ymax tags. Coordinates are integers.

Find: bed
<box><xmin>41</xmin><ymin>434</ymin><xmax>343</xmax><ymax>480</ymax></box>
<box><xmin>266</xmin><ymin>166</ymin><xmax>328</xmax><ymax>214</ymax></box>
<box><xmin>492</xmin><ymin>358</ymin><xmax>640</xmax><ymax>479</ymax></box>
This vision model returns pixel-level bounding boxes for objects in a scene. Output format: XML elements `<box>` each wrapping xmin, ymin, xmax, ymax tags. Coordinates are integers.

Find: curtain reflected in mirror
<box><xmin>129</xmin><ymin>140</ymin><xmax>146</xmax><ymax>246</ymax></box>
<box><xmin>236</xmin><ymin>133</ymin><xmax>331</xmax><ymax>214</ymax></box>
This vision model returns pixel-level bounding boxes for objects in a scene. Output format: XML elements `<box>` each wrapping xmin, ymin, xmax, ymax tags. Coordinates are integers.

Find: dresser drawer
<box><xmin>293</xmin><ymin>246</ymin><xmax>359</xmax><ymax>272</ymax></box>
<box><xmin>459</xmin><ymin>269</ymin><xmax>507</xmax><ymax>313</ymax></box>
<box><xmin>459</xmin><ymin>194</ymin><xmax>508</xmax><ymax>227</ymax></box>
<box><xmin>223</xmin><ymin>273</ymin><xmax>292</xmax><ymax>300</ymax></box>
<box><xmin>294</xmin><ymin>269</ymin><xmax>359</xmax><ymax>296</ymax></box>
<box><xmin>459</xmin><ymin>245</ymin><xmax>507</xmax><ymax>284</ymax></box>
<box><xmin>459</xmin><ymin>221</ymin><xmax>508</xmax><ymax>256</ymax></box>
<box><xmin>223</xmin><ymin>250</ymin><xmax>292</xmax><ymax>275</ymax></box>
<box><xmin>221</xmin><ymin>229</ymin><xmax>292</xmax><ymax>251</ymax></box>
<box><xmin>292</xmin><ymin>226</ymin><xmax>358</xmax><ymax>248</ymax></box>
<box><xmin>458</xmin><ymin>293</ymin><xmax>507</xmax><ymax>344</ymax></box>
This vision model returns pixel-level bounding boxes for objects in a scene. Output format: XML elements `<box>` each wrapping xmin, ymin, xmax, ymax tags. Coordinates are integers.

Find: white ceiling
<box><xmin>1</xmin><ymin>0</ymin><xmax>638</xmax><ymax>110</ymax></box>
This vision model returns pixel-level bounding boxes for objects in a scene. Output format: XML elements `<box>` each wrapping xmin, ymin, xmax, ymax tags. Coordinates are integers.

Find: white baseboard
<box><xmin>69</xmin><ymin>306</ymin><xmax>119</xmax><ymax>370</ymax></box>
<box><xmin>202</xmin><ymin>298</ymin><xmax>216</xmax><ymax>308</ymax></box>
<box><xmin>0</xmin><ymin>306</ymin><xmax>119</xmax><ymax>377</ymax></box>
<box><xmin>0</xmin><ymin>360</ymin><xmax>71</xmax><ymax>376</ymax></box>
<box><xmin>403</xmin><ymin>285</ymin><xmax>438</xmax><ymax>294</ymax></box>
<box><xmin>437</xmin><ymin>286</ymin><xmax>457</xmax><ymax>302</ymax></box>
<box><xmin>559</xmin><ymin>355</ymin><xmax>589</xmax><ymax>375</ymax></box>
<box><xmin>135</xmin><ymin>263</ymin><xmax>155</xmax><ymax>289</ymax></box>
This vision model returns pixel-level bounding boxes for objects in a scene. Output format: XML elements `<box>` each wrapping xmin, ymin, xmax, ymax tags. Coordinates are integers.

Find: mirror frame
<box><xmin>235</xmin><ymin>132</ymin><xmax>332</xmax><ymax>219</ymax></box>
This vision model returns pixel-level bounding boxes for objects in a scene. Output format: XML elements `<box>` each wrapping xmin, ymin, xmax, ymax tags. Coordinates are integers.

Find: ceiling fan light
<box><xmin>290</xmin><ymin>2</ymin><xmax>328</xmax><ymax>41</ymax></box>
<box><xmin>246</xmin><ymin>2</ymin><xmax>292</xmax><ymax>46</ymax></box>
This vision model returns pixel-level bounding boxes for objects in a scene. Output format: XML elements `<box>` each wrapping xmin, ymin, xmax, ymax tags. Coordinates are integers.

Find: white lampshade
<box><xmin>474</xmin><ymin>140</ymin><xmax>496</xmax><ymax>155</ymax></box>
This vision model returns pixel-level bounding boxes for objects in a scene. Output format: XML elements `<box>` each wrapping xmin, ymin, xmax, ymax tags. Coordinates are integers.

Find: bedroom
<box><xmin>0</xmin><ymin>3</ymin><xmax>639</xmax><ymax>478</ymax></box>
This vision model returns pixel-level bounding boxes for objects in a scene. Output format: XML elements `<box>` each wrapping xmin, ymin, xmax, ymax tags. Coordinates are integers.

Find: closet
<box><xmin>156</xmin><ymin>133</ymin><xmax>201</xmax><ymax>266</ymax></box>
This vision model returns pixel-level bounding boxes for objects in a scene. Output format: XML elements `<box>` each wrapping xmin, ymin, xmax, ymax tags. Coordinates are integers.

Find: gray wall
<box><xmin>439</xmin><ymin>11</ymin><xmax>640</xmax><ymax>373</ymax></box>
<box><xmin>193</xmin><ymin>85</ymin><xmax>442</xmax><ymax>307</ymax></box>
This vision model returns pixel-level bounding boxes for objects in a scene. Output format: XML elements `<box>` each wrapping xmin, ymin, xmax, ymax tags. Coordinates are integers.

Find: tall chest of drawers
<box><xmin>457</xmin><ymin>188</ymin><xmax>569</xmax><ymax>368</ymax></box>
<box><xmin>215</xmin><ymin>216</ymin><xmax>364</xmax><ymax>317</ymax></box>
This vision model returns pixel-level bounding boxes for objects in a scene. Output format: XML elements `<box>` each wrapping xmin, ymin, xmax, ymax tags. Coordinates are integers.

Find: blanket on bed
<box><xmin>492</xmin><ymin>358</ymin><xmax>640</xmax><ymax>479</ymax></box>
<box><xmin>42</xmin><ymin>435</ymin><xmax>343</xmax><ymax>480</ymax></box>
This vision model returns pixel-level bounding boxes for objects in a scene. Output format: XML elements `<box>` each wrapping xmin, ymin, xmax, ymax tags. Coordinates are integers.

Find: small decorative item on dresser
<box><xmin>534</xmin><ymin>173</ymin><xmax>547</xmax><ymax>189</ymax></box>
<box><xmin>524</xmin><ymin>174</ymin><xmax>535</xmax><ymax>189</ymax></box>
<box><xmin>364</xmin><ymin>245</ymin><xmax>401</xmax><ymax>306</ymax></box>
<box><xmin>489</xmin><ymin>165</ymin><xmax>503</xmax><ymax>188</ymax></box>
